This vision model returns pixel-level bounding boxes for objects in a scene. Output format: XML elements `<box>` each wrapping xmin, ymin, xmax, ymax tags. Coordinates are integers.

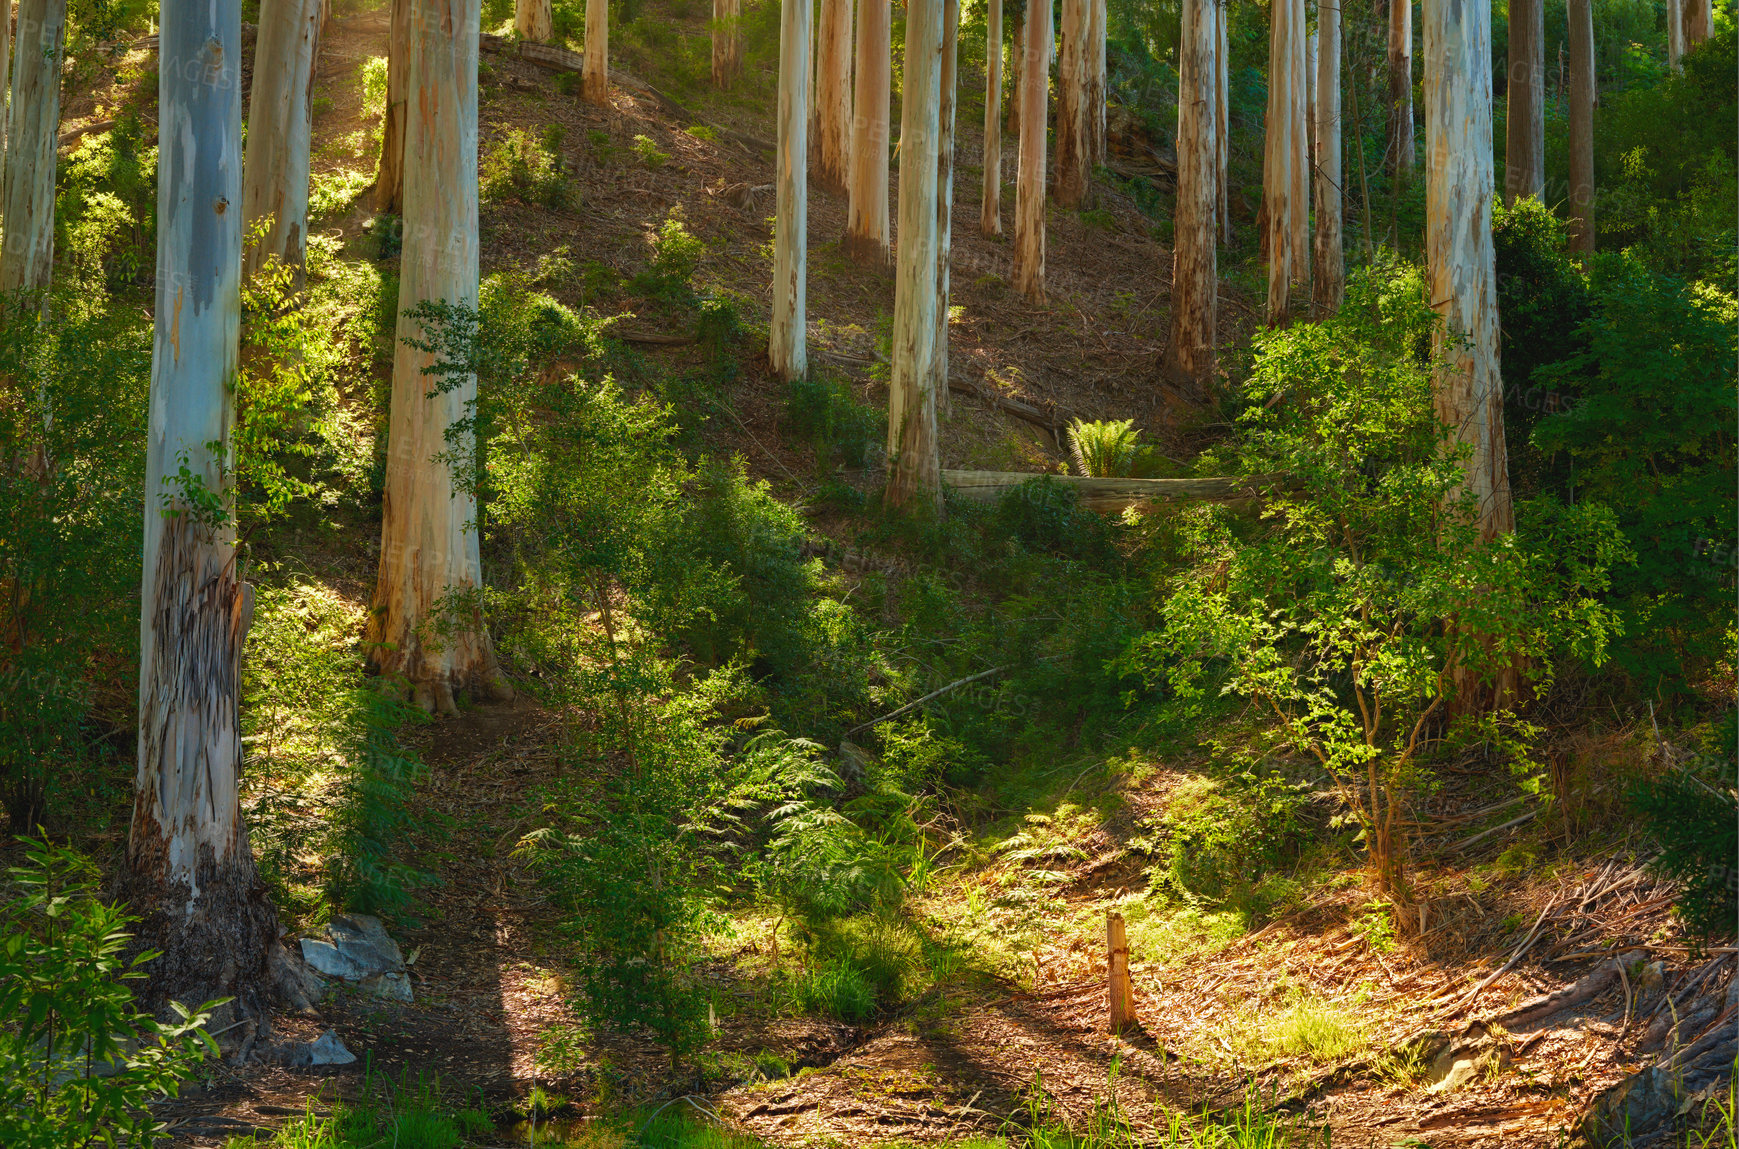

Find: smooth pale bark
<box><xmin>1012</xmin><ymin>0</ymin><xmax>1049</xmax><ymax>301</ymax></box>
<box><xmin>713</xmin><ymin>0</ymin><xmax>741</xmax><ymax>87</ymax></box>
<box><xmin>583</xmin><ymin>0</ymin><xmax>608</xmax><ymax>103</ymax></box>
<box><xmin>844</xmin><ymin>0</ymin><xmax>890</xmax><ymax>265</ymax></box>
<box><xmin>1423</xmin><ymin>0</ymin><xmax>1513</xmax><ymax>540</ymax></box>
<box><xmin>813</xmin><ymin>0</ymin><xmax>853</xmax><ymax>196</ymax></box>
<box><xmin>1087</xmin><ymin>0</ymin><xmax>1106</xmax><ymax>165</ymax></box>
<box><xmin>1006</xmin><ymin>6</ymin><xmax>1023</xmax><ymax>139</ymax></box>
<box><xmin>770</xmin><ymin>0</ymin><xmax>810</xmax><ymax>379</ymax></box>
<box><xmin>0</xmin><ymin>6</ymin><xmax>12</xmax><ymax>190</ymax></box>
<box><xmin>1386</xmin><ymin>0</ymin><xmax>1414</xmax><ymax>179</ymax></box>
<box><xmin>1168</xmin><ymin>0</ymin><xmax>1218</xmax><ymax>381</ymax></box>
<box><xmin>243</xmin><ymin>0</ymin><xmax>323</xmax><ymax>285</ymax></box>
<box><xmin>1667</xmin><ymin>0</ymin><xmax>1683</xmax><ymax>68</ymax></box>
<box><xmin>887</xmin><ymin>0</ymin><xmax>944</xmax><ymax>513</ymax></box>
<box><xmin>1307</xmin><ymin>26</ymin><xmax>1318</xmax><ymax>178</ymax></box>
<box><xmin>1504</xmin><ymin>0</ymin><xmax>1543</xmax><ymax>203</ymax></box>
<box><xmin>933</xmin><ymin>0</ymin><xmax>959</xmax><ymax>416</ymax></box>
<box><xmin>1567</xmin><ymin>0</ymin><xmax>1594</xmax><ymax>255</ymax></box>
<box><xmin>1263</xmin><ymin>0</ymin><xmax>1308</xmax><ymax>324</ymax></box>
<box><xmin>378</xmin><ymin>0</ymin><xmax>409</xmax><ymax>212</ymax></box>
<box><xmin>125</xmin><ymin>0</ymin><xmax>279</xmax><ymax>1028</ymax></box>
<box><xmin>369</xmin><ymin>0</ymin><xmax>501</xmax><ymax>713</ymax></box>
<box><xmin>1055</xmin><ymin>0</ymin><xmax>1089</xmax><ymax>207</ymax></box>
<box><xmin>1313</xmin><ymin>0</ymin><xmax>1344</xmax><ymax>315</ymax></box>
<box><xmin>1217</xmin><ymin>0</ymin><xmax>1230</xmax><ymax>243</ymax></box>
<box><xmin>0</xmin><ymin>0</ymin><xmax>67</xmax><ymax>293</ymax></box>
<box><xmin>981</xmin><ymin>0</ymin><xmax>1003</xmax><ymax>236</ymax></box>
<box><xmin>1685</xmin><ymin>0</ymin><xmax>1712</xmax><ymax>47</ymax></box>
<box><xmin>516</xmin><ymin>0</ymin><xmax>552</xmax><ymax>41</ymax></box>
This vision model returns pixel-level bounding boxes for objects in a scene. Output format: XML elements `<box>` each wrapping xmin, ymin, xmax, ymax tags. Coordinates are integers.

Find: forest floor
<box><xmin>56</xmin><ymin>7</ymin><xmax>1733</xmax><ymax>1147</ymax></box>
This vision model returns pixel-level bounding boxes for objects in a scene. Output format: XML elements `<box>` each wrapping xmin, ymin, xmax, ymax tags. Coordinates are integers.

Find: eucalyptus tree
<box><xmin>932</xmin><ymin>0</ymin><xmax>960</xmax><ymax>415</ymax></box>
<box><xmin>516</xmin><ymin>0</ymin><xmax>553</xmax><ymax>41</ymax></box>
<box><xmin>243</xmin><ymin>0</ymin><xmax>324</xmax><ymax>285</ymax></box>
<box><xmin>0</xmin><ymin>0</ymin><xmax>67</xmax><ymax>292</ymax></box>
<box><xmin>1216</xmin><ymin>0</ymin><xmax>1229</xmax><ymax>242</ymax></box>
<box><xmin>1168</xmin><ymin>0</ymin><xmax>1218</xmax><ymax>381</ymax></box>
<box><xmin>378</xmin><ymin>0</ymin><xmax>409</xmax><ymax>211</ymax></box>
<box><xmin>1685</xmin><ymin>0</ymin><xmax>1712</xmax><ymax>47</ymax></box>
<box><xmin>844</xmin><ymin>0</ymin><xmax>890</xmax><ymax>264</ymax></box>
<box><xmin>1012</xmin><ymin>0</ymin><xmax>1050</xmax><ymax>301</ymax></box>
<box><xmin>1087</xmin><ymin>0</ymin><xmax>1106</xmax><ymax>165</ymax></box>
<box><xmin>1566</xmin><ymin>0</ymin><xmax>1595</xmax><ymax>255</ymax></box>
<box><xmin>713</xmin><ymin>0</ymin><xmax>741</xmax><ymax>85</ymax></box>
<box><xmin>769</xmin><ymin>0</ymin><xmax>811</xmax><ymax>378</ymax></box>
<box><xmin>813</xmin><ymin>0</ymin><xmax>853</xmax><ymax>196</ymax></box>
<box><xmin>980</xmin><ymin>0</ymin><xmax>1002</xmax><ymax>237</ymax></box>
<box><xmin>1055</xmin><ymin>0</ymin><xmax>1090</xmax><ymax>207</ymax></box>
<box><xmin>583</xmin><ymin>0</ymin><xmax>609</xmax><ymax>103</ymax></box>
<box><xmin>1263</xmin><ymin>0</ymin><xmax>1308</xmax><ymax>324</ymax></box>
<box><xmin>1668</xmin><ymin>0</ymin><xmax>1684</xmax><ymax>68</ymax></box>
<box><xmin>1312</xmin><ymin>0</ymin><xmax>1344</xmax><ymax>314</ymax></box>
<box><xmin>1386</xmin><ymin>0</ymin><xmax>1414</xmax><ymax>178</ymax></box>
<box><xmin>1504</xmin><ymin>0</ymin><xmax>1544</xmax><ymax>202</ymax></box>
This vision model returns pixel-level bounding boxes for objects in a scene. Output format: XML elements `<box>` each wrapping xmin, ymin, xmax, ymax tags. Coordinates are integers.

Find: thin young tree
<box><xmin>124</xmin><ymin>0</ymin><xmax>281</xmax><ymax>1031</ymax></box>
<box><xmin>516</xmin><ymin>0</ymin><xmax>553</xmax><ymax>41</ymax></box>
<box><xmin>243</xmin><ymin>0</ymin><xmax>324</xmax><ymax>285</ymax></box>
<box><xmin>1087</xmin><ymin>0</ymin><xmax>1106</xmax><ymax>165</ymax></box>
<box><xmin>0</xmin><ymin>0</ymin><xmax>67</xmax><ymax>293</ymax></box>
<box><xmin>583</xmin><ymin>0</ymin><xmax>609</xmax><ymax>103</ymax></box>
<box><xmin>1006</xmin><ymin>1</ymin><xmax>1024</xmax><ymax>139</ymax></box>
<box><xmin>1263</xmin><ymin>0</ymin><xmax>1308</xmax><ymax>324</ymax></box>
<box><xmin>1167</xmin><ymin>0</ymin><xmax>1219</xmax><ymax>381</ymax></box>
<box><xmin>1684</xmin><ymin>0</ymin><xmax>1712</xmax><ymax>47</ymax></box>
<box><xmin>1012</xmin><ymin>0</ymin><xmax>1050</xmax><ymax>301</ymax></box>
<box><xmin>1423</xmin><ymin>0</ymin><xmax>1513</xmax><ymax>540</ymax></box>
<box><xmin>1504</xmin><ymin>0</ymin><xmax>1543</xmax><ymax>202</ymax></box>
<box><xmin>378</xmin><ymin>0</ymin><xmax>409</xmax><ymax>212</ymax></box>
<box><xmin>844</xmin><ymin>0</ymin><xmax>890</xmax><ymax>264</ymax></box>
<box><xmin>981</xmin><ymin>0</ymin><xmax>1003</xmax><ymax>236</ymax></box>
<box><xmin>1386</xmin><ymin>0</ymin><xmax>1414</xmax><ymax>179</ymax></box>
<box><xmin>1313</xmin><ymin>0</ymin><xmax>1344</xmax><ymax>314</ymax></box>
<box><xmin>1217</xmin><ymin>0</ymin><xmax>1230</xmax><ymax>243</ymax></box>
<box><xmin>713</xmin><ymin>0</ymin><xmax>741</xmax><ymax>87</ymax></box>
<box><xmin>933</xmin><ymin>0</ymin><xmax>960</xmax><ymax>415</ymax></box>
<box><xmin>369</xmin><ymin>0</ymin><xmax>504</xmax><ymax>713</ymax></box>
<box><xmin>813</xmin><ymin>0</ymin><xmax>853</xmax><ymax>196</ymax></box>
<box><xmin>770</xmin><ymin>0</ymin><xmax>811</xmax><ymax>379</ymax></box>
<box><xmin>1055</xmin><ymin>0</ymin><xmax>1090</xmax><ymax>207</ymax></box>
<box><xmin>1566</xmin><ymin>0</ymin><xmax>1595</xmax><ymax>255</ymax></box>
<box><xmin>887</xmin><ymin>0</ymin><xmax>945</xmax><ymax>512</ymax></box>
<box><xmin>1667</xmin><ymin>0</ymin><xmax>1684</xmax><ymax>69</ymax></box>
<box><xmin>0</xmin><ymin>6</ymin><xmax>12</xmax><ymax>185</ymax></box>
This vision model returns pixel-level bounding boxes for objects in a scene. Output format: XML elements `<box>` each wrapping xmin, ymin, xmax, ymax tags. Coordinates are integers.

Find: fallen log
<box><xmin>943</xmin><ymin>470</ymin><xmax>1266</xmax><ymax>511</ymax></box>
<box><xmin>1497</xmin><ymin>949</ymin><xmax>1647</xmax><ymax>1029</ymax></box>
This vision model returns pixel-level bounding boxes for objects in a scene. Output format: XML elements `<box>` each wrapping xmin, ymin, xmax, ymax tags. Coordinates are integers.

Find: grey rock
<box><xmin>358</xmin><ymin>970</ymin><xmax>415</xmax><ymax>1003</ymax></box>
<box><xmin>306</xmin><ymin>1030</ymin><xmax>356</xmax><ymax>1066</ymax></box>
<box><xmin>270</xmin><ymin>938</ymin><xmax>325</xmax><ymax>1012</ymax></box>
<box><xmin>297</xmin><ymin>914</ymin><xmax>413</xmax><ymax>1002</ymax></box>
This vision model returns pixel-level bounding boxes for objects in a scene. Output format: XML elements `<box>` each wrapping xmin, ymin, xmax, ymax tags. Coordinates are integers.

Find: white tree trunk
<box><xmin>713</xmin><ymin>0</ymin><xmax>741</xmax><ymax>87</ymax></box>
<box><xmin>1087</xmin><ymin>0</ymin><xmax>1106</xmax><ymax>165</ymax></box>
<box><xmin>1685</xmin><ymin>0</ymin><xmax>1712</xmax><ymax>47</ymax></box>
<box><xmin>844</xmin><ymin>0</ymin><xmax>890</xmax><ymax>265</ymax></box>
<box><xmin>1263</xmin><ymin>0</ymin><xmax>1307</xmax><ymax>324</ymax></box>
<box><xmin>1012</xmin><ymin>0</ymin><xmax>1050</xmax><ymax>302</ymax></box>
<box><xmin>127</xmin><ymin>0</ymin><xmax>279</xmax><ymax>1028</ymax></box>
<box><xmin>812</xmin><ymin>0</ymin><xmax>853</xmax><ymax>196</ymax></box>
<box><xmin>243</xmin><ymin>0</ymin><xmax>323</xmax><ymax>286</ymax></box>
<box><xmin>1567</xmin><ymin>0</ymin><xmax>1594</xmax><ymax>255</ymax></box>
<box><xmin>932</xmin><ymin>0</ymin><xmax>959</xmax><ymax>416</ymax></box>
<box><xmin>1503</xmin><ymin>0</ymin><xmax>1543</xmax><ymax>202</ymax></box>
<box><xmin>369</xmin><ymin>0</ymin><xmax>500</xmax><ymax>714</ymax></box>
<box><xmin>1055</xmin><ymin>0</ymin><xmax>1088</xmax><ymax>207</ymax></box>
<box><xmin>1424</xmin><ymin>0</ymin><xmax>1513</xmax><ymax>541</ymax></box>
<box><xmin>981</xmin><ymin>0</ymin><xmax>1002</xmax><ymax>237</ymax></box>
<box><xmin>516</xmin><ymin>0</ymin><xmax>552</xmax><ymax>41</ymax></box>
<box><xmin>378</xmin><ymin>0</ymin><xmax>410</xmax><ymax>212</ymax></box>
<box><xmin>583</xmin><ymin>0</ymin><xmax>608</xmax><ymax>103</ymax></box>
<box><xmin>770</xmin><ymin>0</ymin><xmax>810</xmax><ymax>380</ymax></box>
<box><xmin>1168</xmin><ymin>0</ymin><xmax>1218</xmax><ymax>381</ymax></box>
<box><xmin>0</xmin><ymin>0</ymin><xmax>66</xmax><ymax>293</ymax></box>
<box><xmin>1006</xmin><ymin>6</ymin><xmax>1023</xmax><ymax>139</ymax></box>
<box><xmin>887</xmin><ymin>0</ymin><xmax>943</xmax><ymax>513</ymax></box>
<box><xmin>0</xmin><ymin>3</ymin><xmax>13</xmax><ymax>187</ymax></box>
<box><xmin>1313</xmin><ymin>0</ymin><xmax>1343</xmax><ymax>315</ymax></box>
<box><xmin>1216</xmin><ymin>0</ymin><xmax>1229</xmax><ymax>243</ymax></box>
<box><xmin>1386</xmin><ymin>0</ymin><xmax>1414</xmax><ymax>178</ymax></box>
<box><xmin>1667</xmin><ymin>0</ymin><xmax>1683</xmax><ymax>68</ymax></box>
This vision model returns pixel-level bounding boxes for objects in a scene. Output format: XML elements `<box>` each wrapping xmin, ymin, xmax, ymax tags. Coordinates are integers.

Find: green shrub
<box><xmin>1067</xmin><ymin>418</ymin><xmax>1154</xmax><ymax>478</ymax></box>
<box><xmin>785</xmin><ymin>957</ymin><xmax>878</xmax><ymax>1021</ymax></box>
<box><xmin>630</xmin><ymin>211</ymin><xmax>706</xmax><ymax>302</ymax></box>
<box><xmin>633</xmin><ymin>133</ymin><xmax>671</xmax><ymax>167</ymax></box>
<box><xmin>1148</xmin><ymin>774</ymin><xmax>1309</xmax><ymax>916</ymax></box>
<box><xmin>1630</xmin><ymin>718</ymin><xmax>1737</xmax><ymax>939</ymax></box>
<box><xmin>991</xmin><ymin>476</ymin><xmax>1119</xmax><ymax>565</ymax></box>
<box><xmin>783</xmin><ymin>375</ymin><xmax>883</xmax><ymax>469</ymax></box>
<box><xmin>480</xmin><ymin>127</ymin><xmax>571</xmax><ymax>209</ymax></box>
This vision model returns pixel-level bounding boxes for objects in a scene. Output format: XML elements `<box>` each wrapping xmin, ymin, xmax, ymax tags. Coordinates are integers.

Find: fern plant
<box><xmin>1067</xmin><ymin>418</ymin><xmax>1147</xmax><ymax>477</ymax></box>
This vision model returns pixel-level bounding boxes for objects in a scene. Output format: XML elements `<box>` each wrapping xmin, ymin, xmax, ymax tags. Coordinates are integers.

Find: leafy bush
<box><xmin>783</xmin><ymin>375</ymin><xmax>883</xmax><ymax>469</ymax></box>
<box><xmin>633</xmin><ymin>133</ymin><xmax>671</xmax><ymax>168</ymax></box>
<box><xmin>480</xmin><ymin>127</ymin><xmax>571</xmax><ymax>209</ymax></box>
<box><xmin>1147</xmin><ymin>774</ymin><xmax>1309</xmax><ymax>917</ymax></box>
<box><xmin>991</xmin><ymin>477</ymin><xmax>1120</xmax><ymax>565</ymax></box>
<box><xmin>1630</xmin><ymin>717</ymin><xmax>1737</xmax><ymax>939</ymax></box>
<box><xmin>630</xmin><ymin>212</ymin><xmax>706</xmax><ymax>302</ymax></box>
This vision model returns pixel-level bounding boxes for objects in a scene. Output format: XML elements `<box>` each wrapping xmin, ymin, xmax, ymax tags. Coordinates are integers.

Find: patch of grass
<box><xmin>633</xmin><ymin>133</ymin><xmax>671</xmax><ymax>168</ymax></box>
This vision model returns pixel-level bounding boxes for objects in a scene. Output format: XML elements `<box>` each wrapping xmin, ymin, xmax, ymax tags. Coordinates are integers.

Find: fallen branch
<box><xmin>1452</xmin><ymin>806</ymin><xmax>1539</xmax><ymax>852</ymax></box>
<box><xmin>943</xmin><ymin>470</ymin><xmax>1267</xmax><ymax>512</ymax></box>
<box><xmin>846</xmin><ymin>666</ymin><xmax>1008</xmax><ymax>735</ymax></box>
<box><xmin>1439</xmin><ymin>891</ymin><xmax>1565</xmax><ymax>1019</ymax></box>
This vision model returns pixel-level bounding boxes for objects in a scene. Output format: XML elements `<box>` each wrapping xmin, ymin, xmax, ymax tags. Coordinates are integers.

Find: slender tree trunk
<box><xmin>1006</xmin><ymin>5</ymin><xmax>1023</xmax><ymax>139</ymax></box>
<box><xmin>933</xmin><ymin>0</ymin><xmax>959</xmax><ymax>416</ymax></box>
<box><xmin>1504</xmin><ymin>0</ymin><xmax>1543</xmax><ymax>203</ymax></box>
<box><xmin>1217</xmin><ymin>0</ymin><xmax>1230</xmax><ymax>243</ymax></box>
<box><xmin>844</xmin><ymin>0</ymin><xmax>890</xmax><ymax>265</ymax></box>
<box><xmin>378</xmin><ymin>0</ymin><xmax>409</xmax><ymax>212</ymax></box>
<box><xmin>813</xmin><ymin>0</ymin><xmax>853</xmax><ymax>196</ymax></box>
<box><xmin>1313</xmin><ymin>0</ymin><xmax>1344</xmax><ymax>314</ymax></box>
<box><xmin>1667</xmin><ymin>0</ymin><xmax>1683</xmax><ymax>69</ymax></box>
<box><xmin>516</xmin><ymin>0</ymin><xmax>552</xmax><ymax>41</ymax></box>
<box><xmin>1264</xmin><ymin>0</ymin><xmax>1307</xmax><ymax>324</ymax></box>
<box><xmin>1167</xmin><ymin>0</ymin><xmax>1218</xmax><ymax>382</ymax></box>
<box><xmin>0</xmin><ymin>3</ymin><xmax>13</xmax><ymax>185</ymax></box>
<box><xmin>1566</xmin><ymin>0</ymin><xmax>1594</xmax><ymax>255</ymax></box>
<box><xmin>1684</xmin><ymin>0</ymin><xmax>1712</xmax><ymax>47</ymax></box>
<box><xmin>1424</xmin><ymin>0</ymin><xmax>1513</xmax><ymax>540</ymax></box>
<box><xmin>0</xmin><ymin>0</ymin><xmax>66</xmax><ymax>293</ymax></box>
<box><xmin>887</xmin><ymin>0</ymin><xmax>944</xmax><ymax>513</ymax></box>
<box><xmin>1012</xmin><ymin>0</ymin><xmax>1050</xmax><ymax>301</ymax></box>
<box><xmin>583</xmin><ymin>0</ymin><xmax>608</xmax><ymax>103</ymax></box>
<box><xmin>1307</xmin><ymin>25</ymin><xmax>1318</xmax><ymax>179</ymax></box>
<box><xmin>243</xmin><ymin>0</ymin><xmax>323</xmax><ymax>286</ymax></box>
<box><xmin>981</xmin><ymin>0</ymin><xmax>1003</xmax><ymax>236</ymax></box>
<box><xmin>770</xmin><ymin>0</ymin><xmax>811</xmax><ymax>379</ymax></box>
<box><xmin>125</xmin><ymin>0</ymin><xmax>280</xmax><ymax>1034</ymax></box>
<box><xmin>1087</xmin><ymin>0</ymin><xmax>1106</xmax><ymax>165</ymax></box>
<box><xmin>713</xmin><ymin>0</ymin><xmax>741</xmax><ymax>86</ymax></box>
<box><xmin>1055</xmin><ymin>0</ymin><xmax>1088</xmax><ymax>207</ymax></box>
<box><xmin>1288</xmin><ymin>0</ymin><xmax>1310</xmax><ymax>286</ymax></box>
<box><xmin>1385</xmin><ymin>0</ymin><xmax>1413</xmax><ymax>180</ymax></box>
<box><xmin>368</xmin><ymin>0</ymin><xmax>502</xmax><ymax>714</ymax></box>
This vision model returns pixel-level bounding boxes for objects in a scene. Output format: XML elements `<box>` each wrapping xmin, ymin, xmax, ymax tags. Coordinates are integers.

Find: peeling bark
<box><xmin>1386</xmin><ymin>0</ymin><xmax>1414</xmax><ymax>179</ymax></box>
<box><xmin>377</xmin><ymin>0</ymin><xmax>410</xmax><ymax>212</ymax></box>
<box><xmin>1264</xmin><ymin>0</ymin><xmax>1308</xmax><ymax>324</ymax></box>
<box><xmin>583</xmin><ymin>0</ymin><xmax>608</xmax><ymax>103</ymax></box>
<box><xmin>1566</xmin><ymin>0</ymin><xmax>1595</xmax><ymax>255</ymax></box>
<box><xmin>1012</xmin><ymin>0</ymin><xmax>1049</xmax><ymax>302</ymax></box>
<box><xmin>932</xmin><ymin>0</ymin><xmax>959</xmax><ymax>416</ymax></box>
<box><xmin>243</xmin><ymin>0</ymin><xmax>323</xmax><ymax>286</ymax></box>
<box><xmin>812</xmin><ymin>0</ymin><xmax>853</xmax><ymax>196</ymax></box>
<box><xmin>1055</xmin><ymin>0</ymin><xmax>1088</xmax><ymax>208</ymax></box>
<box><xmin>712</xmin><ymin>0</ymin><xmax>741</xmax><ymax>87</ymax></box>
<box><xmin>1503</xmin><ymin>0</ymin><xmax>1543</xmax><ymax>203</ymax></box>
<box><xmin>1313</xmin><ymin>0</ymin><xmax>1344</xmax><ymax>315</ymax></box>
<box><xmin>770</xmin><ymin>0</ymin><xmax>810</xmax><ymax>379</ymax></box>
<box><xmin>516</xmin><ymin>0</ymin><xmax>552</xmax><ymax>42</ymax></box>
<box><xmin>980</xmin><ymin>0</ymin><xmax>1002</xmax><ymax>237</ymax></box>
<box><xmin>0</xmin><ymin>0</ymin><xmax>67</xmax><ymax>293</ymax></box>
<box><xmin>1684</xmin><ymin>0</ymin><xmax>1712</xmax><ymax>47</ymax></box>
<box><xmin>844</xmin><ymin>0</ymin><xmax>891</xmax><ymax>265</ymax></box>
<box><xmin>1167</xmin><ymin>0</ymin><xmax>1217</xmax><ymax>382</ymax></box>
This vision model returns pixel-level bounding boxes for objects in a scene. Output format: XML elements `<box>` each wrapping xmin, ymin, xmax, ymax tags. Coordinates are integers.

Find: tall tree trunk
<box><xmin>583</xmin><ymin>0</ymin><xmax>608</xmax><ymax>103</ymax></box>
<box><xmin>368</xmin><ymin>0</ymin><xmax>501</xmax><ymax>714</ymax></box>
<box><xmin>0</xmin><ymin>0</ymin><xmax>66</xmax><ymax>293</ymax></box>
<box><xmin>1684</xmin><ymin>0</ymin><xmax>1712</xmax><ymax>47</ymax></box>
<box><xmin>1217</xmin><ymin>0</ymin><xmax>1230</xmax><ymax>243</ymax></box>
<box><xmin>1006</xmin><ymin>5</ymin><xmax>1023</xmax><ymax>138</ymax></box>
<box><xmin>1424</xmin><ymin>0</ymin><xmax>1513</xmax><ymax>540</ymax></box>
<box><xmin>0</xmin><ymin>2</ymin><xmax>12</xmax><ymax>187</ymax></box>
<box><xmin>713</xmin><ymin>0</ymin><xmax>741</xmax><ymax>87</ymax></box>
<box><xmin>243</xmin><ymin>0</ymin><xmax>323</xmax><ymax>286</ymax></box>
<box><xmin>124</xmin><ymin>0</ymin><xmax>280</xmax><ymax>1034</ymax></box>
<box><xmin>1264</xmin><ymin>0</ymin><xmax>1307</xmax><ymax>324</ymax></box>
<box><xmin>1566</xmin><ymin>0</ymin><xmax>1594</xmax><ymax>255</ymax></box>
<box><xmin>812</xmin><ymin>0</ymin><xmax>853</xmax><ymax>196</ymax></box>
<box><xmin>1087</xmin><ymin>0</ymin><xmax>1106</xmax><ymax>165</ymax></box>
<box><xmin>770</xmin><ymin>0</ymin><xmax>810</xmax><ymax>379</ymax></box>
<box><xmin>981</xmin><ymin>0</ymin><xmax>1003</xmax><ymax>236</ymax></box>
<box><xmin>844</xmin><ymin>0</ymin><xmax>890</xmax><ymax>265</ymax></box>
<box><xmin>1313</xmin><ymin>0</ymin><xmax>1344</xmax><ymax>314</ymax></box>
<box><xmin>377</xmin><ymin>0</ymin><xmax>409</xmax><ymax>212</ymax></box>
<box><xmin>1055</xmin><ymin>0</ymin><xmax>1088</xmax><ymax>207</ymax></box>
<box><xmin>1385</xmin><ymin>0</ymin><xmax>1413</xmax><ymax>179</ymax></box>
<box><xmin>1012</xmin><ymin>0</ymin><xmax>1049</xmax><ymax>301</ymax></box>
<box><xmin>1167</xmin><ymin>0</ymin><xmax>1218</xmax><ymax>382</ymax></box>
<box><xmin>515</xmin><ymin>0</ymin><xmax>552</xmax><ymax>41</ymax></box>
<box><xmin>887</xmin><ymin>0</ymin><xmax>943</xmax><ymax>513</ymax></box>
<box><xmin>1504</xmin><ymin>0</ymin><xmax>1543</xmax><ymax>202</ymax></box>
<box><xmin>1667</xmin><ymin>0</ymin><xmax>1683</xmax><ymax>69</ymax></box>
<box><xmin>932</xmin><ymin>0</ymin><xmax>958</xmax><ymax>416</ymax></box>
